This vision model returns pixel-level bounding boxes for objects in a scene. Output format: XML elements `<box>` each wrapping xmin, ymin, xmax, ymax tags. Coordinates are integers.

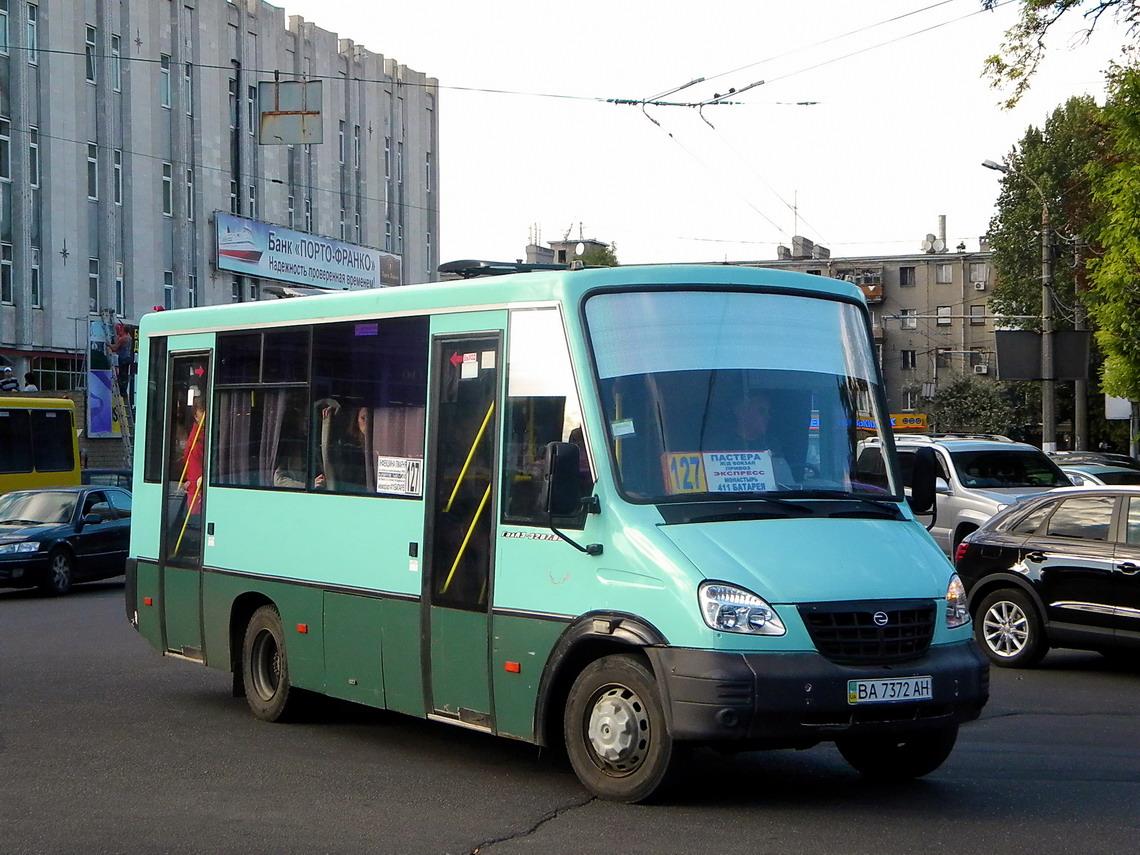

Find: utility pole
<box><xmin>1040</xmin><ymin>202</ymin><xmax>1056</xmax><ymax>453</ymax></box>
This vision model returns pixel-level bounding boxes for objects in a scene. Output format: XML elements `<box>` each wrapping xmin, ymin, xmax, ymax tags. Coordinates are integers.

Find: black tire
<box><xmin>564</xmin><ymin>654</ymin><xmax>679</xmax><ymax>803</ymax></box>
<box><xmin>38</xmin><ymin>548</ymin><xmax>74</xmax><ymax>596</ymax></box>
<box><xmin>836</xmin><ymin>724</ymin><xmax>959</xmax><ymax>781</ymax></box>
<box><xmin>242</xmin><ymin>605</ymin><xmax>299</xmax><ymax>722</ymax></box>
<box><xmin>974</xmin><ymin>588</ymin><xmax>1048</xmax><ymax>668</ymax></box>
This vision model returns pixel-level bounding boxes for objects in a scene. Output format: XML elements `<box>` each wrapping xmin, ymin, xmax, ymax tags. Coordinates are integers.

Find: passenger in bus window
<box><xmin>316</xmin><ymin>399</ymin><xmax>369</xmax><ymax>492</ymax></box>
<box><xmin>23</xmin><ymin>374</ymin><xmax>38</xmax><ymax>392</ymax></box>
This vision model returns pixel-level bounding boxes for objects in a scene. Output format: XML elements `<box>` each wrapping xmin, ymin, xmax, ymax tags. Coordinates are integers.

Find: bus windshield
<box><xmin>585</xmin><ymin>289</ymin><xmax>899</xmax><ymax>502</ymax></box>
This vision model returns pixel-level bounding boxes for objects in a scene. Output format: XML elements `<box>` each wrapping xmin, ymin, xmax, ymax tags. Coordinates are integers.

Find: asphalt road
<box><xmin>2</xmin><ymin>582</ymin><xmax>1138</xmax><ymax>855</ymax></box>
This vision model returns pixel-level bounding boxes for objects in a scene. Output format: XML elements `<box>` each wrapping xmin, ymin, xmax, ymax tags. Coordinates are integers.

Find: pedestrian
<box><xmin>0</xmin><ymin>367</ymin><xmax>20</xmax><ymax>392</ymax></box>
<box><xmin>22</xmin><ymin>373</ymin><xmax>38</xmax><ymax>392</ymax></box>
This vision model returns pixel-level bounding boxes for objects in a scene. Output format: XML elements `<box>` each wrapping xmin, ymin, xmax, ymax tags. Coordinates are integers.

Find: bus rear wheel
<box><xmin>242</xmin><ymin>605</ymin><xmax>298</xmax><ymax>722</ymax></box>
<box><xmin>564</xmin><ymin>653</ymin><xmax>680</xmax><ymax>803</ymax></box>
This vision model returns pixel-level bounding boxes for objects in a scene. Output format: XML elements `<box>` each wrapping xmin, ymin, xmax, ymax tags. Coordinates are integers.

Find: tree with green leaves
<box><xmin>985</xmin><ymin>95</ymin><xmax>1105</xmax><ymax>332</ymax></box>
<box><xmin>1086</xmin><ymin>63</ymin><xmax>1140</xmax><ymax>399</ymax></box>
<box><xmin>983</xmin><ymin>1</ymin><xmax>1140</xmax><ymax>108</ymax></box>
<box><xmin>929</xmin><ymin>373</ymin><xmax>1018</xmax><ymax>435</ymax></box>
<box><xmin>579</xmin><ymin>243</ymin><xmax>619</xmax><ymax>267</ymax></box>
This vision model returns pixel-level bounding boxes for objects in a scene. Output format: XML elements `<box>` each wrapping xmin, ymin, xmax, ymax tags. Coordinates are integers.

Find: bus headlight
<box><xmin>946</xmin><ymin>574</ymin><xmax>969</xmax><ymax>628</ymax></box>
<box><xmin>0</xmin><ymin>541</ymin><xmax>40</xmax><ymax>554</ymax></box>
<box><xmin>698</xmin><ymin>582</ymin><xmax>786</xmax><ymax>636</ymax></box>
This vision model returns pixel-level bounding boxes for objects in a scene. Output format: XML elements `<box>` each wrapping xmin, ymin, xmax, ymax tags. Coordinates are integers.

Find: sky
<box><xmin>275</xmin><ymin>0</ymin><xmax>1133</xmax><ymax>266</ymax></box>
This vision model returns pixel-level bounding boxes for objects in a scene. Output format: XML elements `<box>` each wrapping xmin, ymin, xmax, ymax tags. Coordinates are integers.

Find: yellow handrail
<box><xmin>443</xmin><ymin>400</ymin><xmax>494</xmax><ymax>513</ymax></box>
<box><xmin>440</xmin><ymin>483</ymin><xmax>491</xmax><ymax>595</ymax></box>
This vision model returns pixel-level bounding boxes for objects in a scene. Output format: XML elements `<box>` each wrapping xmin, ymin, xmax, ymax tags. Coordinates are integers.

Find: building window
<box><xmin>287</xmin><ymin>195</ymin><xmax>294</xmax><ymax>229</ymax></box>
<box><xmin>353</xmin><ymin>125</ymin><xmax>360</xmax><ymax>168</ymax></box>
<box><xmin>936</xmin><ymin>305</ymin><xmax>952</xmax><ymax>326</ymax></box>
<box><xmin>900</xmin><ymin>308</ymin><xmax>917</xmax><ymax>330</ymax></box>
<box><xmin>228</xmin><ymin>79</ymin><xmax>238</xmax><ymax>129</ymax></box>
<box><xmin>935</xmin><ymin>263</ymin><xmax>953</xmax><ymax>284</ymax></box>
<box><xmin>425</xmin><ymin>152</ymin><xmax>432</xmax><ymax>193</ymax></box>
<box><xmin>899</xmin><ymin>265</ymin><xmax>916</xmax><ymax>287</ymax></box>
<box><xmin>936</xmin><ymin>347</ymin><xmax>952</xmax><ymax>368</ymax></box>
<box><xmin>397</xmin><ymin>141</ymin><xmax>403</xmax><ymax>183</ymax></box>
<box><xmin>0</xmin><ymin>119</ymin><xmax>10</xmax><ymax>180</ymax></box>
<box><xmin>970</xmin><ymin>304</ymin><xmax>986</xmax><ymax>325</ymax></box>
<box><xmin>229</xmin><ymin>180</ymin><xmax>238</xmax><ymax>214</ymax></box>
<box><xmin>184</xmin><ymin>63</ymin><xmax>193</xmax><ymax>115</ymax></box>
<box><xmin>247</xmin><ymin>185</ymin><xmax>256</xmax><ymax>219</ymax></box>
<box><xmin>969</xmin><ymin>261</ymin><xmax>989</xmax><ymax>283</ymax></box>
<box><xmin>385</xmin><ymin>221</ymin><xmax>392</xmax><ymax>252</ymax></box>
<box><xmin>88</xmin><ymin>258</ymin><xmax>100</xmax><ymax>313</ymax></box>
<box><xmin>30</xmin><ymin>247</ymin><xmax>40</xmax><ymax>307</ymax></box>
<box><xmin>901</xmin><ymin>349</ymin><xmax>916</xmax><ymax>370</ymax></box>
<box><xmin>114</xmin><ymin>263</ymin><xmax>125</xmax><ymax>316</ymax></box>
<box><xmin>384</xmin><ymin>136</ymin><xmax>391</xmax><ymax>178</ymax></box>
<box><xmin>0</xmin><ymin>2</ymin><xmax>9</xmax><ymax>56</ymax></box>
<box><xmin>163</xmin><ymin>270</ymin><xmax>173</xmax><ymax>310</ymax></box>
<box><xmin>247</xmin><ymin>85</ymin><xmax>257</xmax><ymax>136</ymax></box>
<box><xmin>304</xmin><ymin>198</ymin><xmax>312</xmax><ymax>232</ymax></box>
<box><xmin>26</xmin><ymin>4</ymin><xmax>37</xmax><ymax>65</ymax></box>
<box><xmin>87</xmin><ymin>143</ymin><xmax>98</xmax><ymax>200</ymax></box>
<box><xmin>110</xmin><ymin>34</ymin><xmax>120</xmax><ymax>90</ymax></box>
<box><xmin>354</xmin><ymin>212</ymin><xmax>361</xmax><ymax>241</ymax></box>
<box><xmin>231</xmin><ymin>278</ymin><xmax>242</xmax><ymax>303</ymax></box>
<box><xmin>1</xmin><ymin>243</ymin><xmax>12</xmax><ymax>304</ymax></box>
<box><xmin>161</xmin><ymin>162</ymin><xmax>173</xmax><ymax>216</ymax></box>
<box><xmin>188</xmin><ymin>274</ymin><xmax>198</xmax><ymax>308</ymax></box>
<box><xmin>338</xmin><ymin>121</ymin><xmax>345</xmax><ymax>164</ymax></box>
<box><xmin>85</xmin><ymin>25</ymin><xmax>97</xmax><ymax>84</ymax></box>
<box><xmin>185</xmin><ymin>169</ymin><xmax>194</xmax><ymax>221</ymax></box>
<box><xmin>160</xmin><ymin>54</ymin><xmax>171</xmax><ymax>108</ymax></box>
<box><xmin>339</xmin><ymin>209</ymin><xmax>346</xmax><ymax>240</ymax></box>
<box><xmin>113</xmin><ymin>149</ymin><xmax>122</xmax><ymax>205</ymax></box>
<box><xmin>903</xmin><ymin>389</ymin><xmax>917</xmax><ymax>411</ymax></box>
<box><xmin>28</xmin><ymin>126</ymin><xmax>38</xmax><ymax>187</ymax></box>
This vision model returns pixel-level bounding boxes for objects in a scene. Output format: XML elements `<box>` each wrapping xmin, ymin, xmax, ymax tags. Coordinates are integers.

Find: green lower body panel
<box><xmin>491</xmin><ymin>614</ymin><xmax>567</xmax><ymax>740</ymax></box>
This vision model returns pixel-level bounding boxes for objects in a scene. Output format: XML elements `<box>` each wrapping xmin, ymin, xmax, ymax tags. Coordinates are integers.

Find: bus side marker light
<box><xmin>143</xmin><ymin>597</ymin><xmax>153</xmax><ymax>606</ymax></box>
<box><xmin>504</xmin><ymin>661</ymin><xmax>521</xmax><ymax>673</ymax></box>
<box><xmin>297</xmin><ymin>624</ymin><xmax>308</xmax><ymax>634</ymax></box>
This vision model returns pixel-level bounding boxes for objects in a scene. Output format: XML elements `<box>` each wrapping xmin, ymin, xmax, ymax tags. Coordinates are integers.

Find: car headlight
<box><xmin>946</xmin><ymin>573</ymin><xmax>969</xmax><ymax>628</ymax></box>
<box><xmin>0</xmin><ymin>541</ymin><xmax>41</xmax><ymax>555</ymax></box>
<box><xmin>698</xmin><ymin>581</ymin><xmax>786</xmax><ymax>636</ymax></box>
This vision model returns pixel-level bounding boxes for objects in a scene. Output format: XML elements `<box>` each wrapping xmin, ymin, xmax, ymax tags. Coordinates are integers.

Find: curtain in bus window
<box><xmin>0</xmin><ymin>410</ymin><xmax>32</xmax><ymax>473</ymax></box>
<box><xmin>214</xmin><ymin>391</ymin><xmax>254</xmax><ymax>486</ymax></box>
<box><xmin>214</xmin><ymin>388</ymin><xmax>306</xmax><ymax>488</ymax></box>
<box><xmin>30</xmin><ymin>410</ymin><xmax>75</xmax><ymax>472</ymax></box>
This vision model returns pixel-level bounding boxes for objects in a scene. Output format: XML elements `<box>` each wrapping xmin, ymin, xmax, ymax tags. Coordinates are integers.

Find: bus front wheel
<box><xmin>563</xmin><ymin>653</ymin><xmax>680</xmax><ymax>803</ymax></box>
<box><xmin>242</xmin><ymin>605</ymin><xmax>298</xmax><ymax>722</ymax></box>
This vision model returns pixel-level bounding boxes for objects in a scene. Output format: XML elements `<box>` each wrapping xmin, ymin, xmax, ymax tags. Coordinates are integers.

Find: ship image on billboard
<box><xmin>214</xmin><ymin>212</ymin><xmax>402</xmax><ymax>289</ymax></box>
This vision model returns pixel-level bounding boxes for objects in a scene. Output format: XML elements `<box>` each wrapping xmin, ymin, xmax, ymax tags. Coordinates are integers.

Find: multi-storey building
<box><xmin>0</xmin><ymin>0</ymin><xmax>438</xmax><ymax>391</ymax></box>
<box><xmin>734</xmin><ymin>230</ymin><xmax>997</xmax><ymax>417</ymax></box>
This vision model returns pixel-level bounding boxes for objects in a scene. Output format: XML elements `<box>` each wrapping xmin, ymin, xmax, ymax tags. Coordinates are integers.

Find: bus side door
<box><xmin>423</xmin><ymin>317</ymin><xmax>504</xmax><ymax>728</ymax></box>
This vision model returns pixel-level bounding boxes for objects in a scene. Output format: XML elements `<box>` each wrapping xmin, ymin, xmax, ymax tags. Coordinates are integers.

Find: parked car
<box><xmin>81</xmin><ymin>468</ymin><xmax>133</xmax><ymax>489</ymax></box>
<box><xmin>861</xmin><ymin>434</ymin><xmax>1073</xmax><ymax>554</ymax></box>
<box><xmin>955</xmin><ymin>485</ymin><xmax>1140</xmax><ymax>667</ymax></box>
<box><xmin>0</xmin><ymin>486</ymin><xmax>132</xmax><ymax>596</ymax></box>
<box><xmin>1049</xmin><ymin>450</ymin><xmax>1140</xmax><ymax>472</ymax></box>
<box><xmin>1060</xmin><ymin>463</ymin><xmax>1140</xmax><ymax>487</ymax></box>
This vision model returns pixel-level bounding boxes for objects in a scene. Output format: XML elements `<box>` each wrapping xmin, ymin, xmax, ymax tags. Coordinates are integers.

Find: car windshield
<box><xmin>1096</xmin><ymin>469</ymin><xmax>1140</xmax><ymax>486</ymax></box>
<box><xmin>585</xmin><ymin>289</ymin><xmax>899</xmax><ymax>503</ymax></box>
<box><xmin>950</xmin><ymin>450</ymin><xmax>1071</xmax><ymax>489</ymax></box>
<box><xmin>0</xmin><ymin>490</ymin><xmax>77</xmax><ymax>524</ymax></box>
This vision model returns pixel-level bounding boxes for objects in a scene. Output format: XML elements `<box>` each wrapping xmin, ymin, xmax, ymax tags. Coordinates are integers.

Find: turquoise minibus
<box><xmin>126</xmin><ymin>264</ymin><xmax>987</xmax><ymax>802</ymax></box>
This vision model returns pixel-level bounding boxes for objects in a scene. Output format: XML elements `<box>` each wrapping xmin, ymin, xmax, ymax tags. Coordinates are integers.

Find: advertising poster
<box><xmin>215</xmin><ymin>212</ymin><xmax>402</xmax><ymax>289</ymax></box>
<box><xmin>87</xmin><ymin>319</ymin><xmax>122</xmax><ymax>439</ymax></box>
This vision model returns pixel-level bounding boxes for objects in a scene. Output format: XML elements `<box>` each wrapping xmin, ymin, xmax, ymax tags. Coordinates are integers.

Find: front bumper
<box><xmin>647</xmin><ymin>641</ymin><xmax>988</xmax><ymax>746</ymax></box>
<box><xmin>0</xmin><ymin>555</ymin><xmax>49</xmax><ymax>587</ymax></box>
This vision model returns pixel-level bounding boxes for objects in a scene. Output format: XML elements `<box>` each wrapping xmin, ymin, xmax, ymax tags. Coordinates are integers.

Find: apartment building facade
<box><xmin>0</xmin><ymin>0</ymin><xmax>438</xmax><ymax>390</ymax></box>
<box><xmin>739</xmin><ymin>235</ymin><xmax>996</xmax><ymax>416</ymax></box>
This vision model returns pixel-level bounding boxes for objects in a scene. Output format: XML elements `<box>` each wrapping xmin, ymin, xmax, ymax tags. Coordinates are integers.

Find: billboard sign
<box><xmin>214</xmin><ymin>212</ymin><xmax>401</xmax><ymax>289</ymax></box>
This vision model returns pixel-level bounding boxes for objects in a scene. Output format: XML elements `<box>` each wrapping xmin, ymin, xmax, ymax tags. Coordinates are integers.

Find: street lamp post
<box><xmin>983</xmin><ymin>159</ymin><xmax>1056</xmax><ymax>452</ymax></box>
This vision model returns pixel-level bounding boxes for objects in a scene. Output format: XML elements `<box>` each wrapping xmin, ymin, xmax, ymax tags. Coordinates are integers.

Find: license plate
<box><xmin>847</xmin><ymin>676</ymin><xmax>932</xmax><ymax>705</ymax></box>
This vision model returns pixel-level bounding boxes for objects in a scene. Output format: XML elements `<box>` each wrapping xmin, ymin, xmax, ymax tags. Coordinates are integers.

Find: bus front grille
<box><xmin>798</xmin><ymin>600</ymin><xmax>936</xmax><ymax>665</ymax></box>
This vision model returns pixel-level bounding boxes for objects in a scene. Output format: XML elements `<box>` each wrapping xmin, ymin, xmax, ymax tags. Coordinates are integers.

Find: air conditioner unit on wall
<box><xmin>973</xmin><ymin>282</ymin><xmax>986</xmax><ymax>291</ymax></box>
<box><xmin>974</xmin><ymin>364</ymin><xmax>989</xmax><ymax>375</ymax></box>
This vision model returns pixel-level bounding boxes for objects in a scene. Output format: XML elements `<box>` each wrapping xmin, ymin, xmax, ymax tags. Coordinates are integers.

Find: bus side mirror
<box><xmin>907</xmin><ymin>447</ymin><xmax>937</xmax><ymax>515</ymax></box>
<box><xmin>541</xmin><ymin>441</ymin><xmax>582</xmax><ymax>517</ymax></box>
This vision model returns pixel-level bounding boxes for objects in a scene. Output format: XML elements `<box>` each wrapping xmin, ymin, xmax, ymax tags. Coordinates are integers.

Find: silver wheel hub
<box><xmin>587</xmin><ymin>686</ymin><xmax>648</xmax><ymax>770</ymax></box>
<box><xmin>983</xmin><ymin>601</ymin><xmax>1028</xmax><ymax>657</ymax></box>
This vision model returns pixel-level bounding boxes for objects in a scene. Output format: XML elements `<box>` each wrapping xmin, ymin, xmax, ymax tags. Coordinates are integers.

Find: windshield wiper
<box><xmin>0</xmin><ymin>518</ymin><xmax>45</xmax><ymax>526</ymax></box>
<box><xmin>793</xmin><ymin>490</ymin><xmax>904</xmax><ymax>517</ymax></box>
<box><xmin>677</xmin><ymin>495</ymin><xmax>816</xmax><ymax>523</ymax></box>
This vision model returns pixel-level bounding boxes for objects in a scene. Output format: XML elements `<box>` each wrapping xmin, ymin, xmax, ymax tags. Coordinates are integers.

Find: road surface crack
<box><xmin>468</xmin><ymin>795</ymin><xmax>596</xmax><ymax>854</ymax></box>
